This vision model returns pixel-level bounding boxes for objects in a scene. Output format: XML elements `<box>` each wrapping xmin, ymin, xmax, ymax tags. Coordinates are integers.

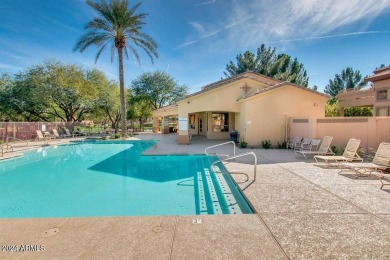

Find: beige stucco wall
<box><xmin>373</xmin><ymin>78</ymin><xmax>390</xmax><ymax>115</ymax></box>
<box><xmin>177</xmin><ymin>78</ymin><xmax>271</xmax><ymax>138</ymax></box>
<box><xmin>164</xmin><ymin>72</ymin><xmax>328</xmax><ymax>145</ymax></box>
<box><xmin>373</xmin><ymin>78</ymin><xmax>390</xmax><ymax>89</ymax></box>
<box><xmin>243</xmin><ymin>86</ymin><xmax>327</xmax><ymax>146</ymax></box>
<box><xmin>289</xmin><ymin>117</ymin><xmax>390</xmax><ymax>152</ymax></box>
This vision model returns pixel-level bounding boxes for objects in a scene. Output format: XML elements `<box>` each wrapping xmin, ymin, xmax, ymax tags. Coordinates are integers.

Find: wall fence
<box><xmin>289</xmin><ymin>117</ymin><xmax>390</xmax><ymax>152</ymax></box>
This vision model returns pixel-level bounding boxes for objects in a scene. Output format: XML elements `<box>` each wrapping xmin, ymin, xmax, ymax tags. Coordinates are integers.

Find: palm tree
<box><xmin>74</xmin><ymin>0</ymin><xmax>158</xmax><ymax>138</ymax></box>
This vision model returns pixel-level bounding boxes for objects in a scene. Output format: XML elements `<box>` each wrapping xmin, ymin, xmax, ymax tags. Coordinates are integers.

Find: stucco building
<box><xmin>338</xmin><ymin>66</ymin><xmax>390</xmax><ymax>116</ymax></box>
<box><xmin>152</xmin><ymin>71</ymin><xmax>328</xmax><ymax>146</ymax></box>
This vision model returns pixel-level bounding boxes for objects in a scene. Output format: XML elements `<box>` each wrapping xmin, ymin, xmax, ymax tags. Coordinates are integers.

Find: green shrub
<box><xmin>262</xmin><ymin>140</ymin><xmax>272</xmax><ymax>149</ymax></box>
<box><xmin>331</xmin><ymin>146</ymin><xmax>344</xmax><ymax>155</ymax></box>
<box><xmin>112</xmin><ymin>133</ymin><xmax>121</xmax><ymax>139</ymax></box>
<box><xmin>277</xmin><ymin>141</ymin><xmax>287</xmax><ymax>149</ymax></box>
<box><xmin>239</xmin><ymin>140</ymin><xmax>248</xmax><ymax>148</ymax></box>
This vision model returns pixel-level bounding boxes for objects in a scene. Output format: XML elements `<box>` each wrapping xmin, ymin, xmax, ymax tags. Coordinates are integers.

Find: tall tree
<box><xmin>131</xmin><ymin>71</ymin><xmax>188</xmax><ymax>110</ymax></box>
<box><xmin>224</xmin><ymin>44</ymin><xmax>309</xmax><ymax>86</ymax></box>
<box><xmin>324</xmin><ymin>67</ymin><xmax>367</xmax><ymax>99</ymax></box>
<box><xmin>0</xmin><ymin>73</ymin><xmax>21</xmax><ymax>121</ymax></box>
<box><xmin>127</xmin><ymin>93</ymin><xmax>152</xmax><ymax>131</ymax></box>
<box><xmin>3</xmin><ymin>60</ymin><xmax>103</xmax><ymax>123</ymax></box>
<box><xmin>74</xmin><ymin>0</ymin><xmax>158</xmax><ymax>138</ymax></box>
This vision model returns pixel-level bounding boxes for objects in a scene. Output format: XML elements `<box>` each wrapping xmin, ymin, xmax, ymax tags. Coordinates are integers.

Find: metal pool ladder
<box><xmin>205</xmin><ymin>141</ymin><xmax>257</xmax><ymax>190</ymax></box>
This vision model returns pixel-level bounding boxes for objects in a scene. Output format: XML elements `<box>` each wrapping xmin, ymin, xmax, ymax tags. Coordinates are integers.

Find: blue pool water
<box><xmin>0</xmin><ymin>141</ymin><xmax>253</xmax><ymax>218</ymax></box>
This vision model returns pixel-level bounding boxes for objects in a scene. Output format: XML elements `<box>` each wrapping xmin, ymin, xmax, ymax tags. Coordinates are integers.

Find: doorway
<box><xmin>198</xmin><ymin>117</ymin><xmax>203</xmax><ymax>135</ymax></box>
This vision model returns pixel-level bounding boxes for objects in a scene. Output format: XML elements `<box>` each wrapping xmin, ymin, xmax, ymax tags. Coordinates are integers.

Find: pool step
<box><xmin>195</xmin><ymin>157</ymin><xmax>242</xmax><ymax>215</ymax></box>
<box><xmin>210</xmin><ymin>162</ymin><xmax>243</xmax><ymax>215</ymax></box>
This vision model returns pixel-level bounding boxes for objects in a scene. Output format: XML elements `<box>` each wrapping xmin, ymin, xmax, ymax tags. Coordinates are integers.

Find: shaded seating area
<box><xmin>314</xmin><ymin>138</ymin><xmax>362</xmax><ymax>165</ymax></box>
<box><xmin>341</xmin><ymin>142</ymin><xmax>390</xmax><ymax>190</ymax></box>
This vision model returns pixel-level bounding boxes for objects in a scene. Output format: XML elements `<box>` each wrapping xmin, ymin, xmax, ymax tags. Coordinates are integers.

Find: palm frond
<box><xmin>128</xmin><ymin>46</ymin><xmax>141</xmax><ymax>66</ymax></box>
<box><xmin>74</xmin><ymin>0</ymin><xmax>158</xmax><ymax>65</ymax></box>
<box><xmin>95</xmin><ymin>41</ymin><xmax>110</xmax><ymax>63</ymax></box>
<box><xmin>111</xmin><ymin>43</ymin><xmax>116</xmax><ymax>63</ymax></box>
<box><xmin>86</xmin><ymin>18</ymin><xmax>113</xmax><ymax>33</ymax></box>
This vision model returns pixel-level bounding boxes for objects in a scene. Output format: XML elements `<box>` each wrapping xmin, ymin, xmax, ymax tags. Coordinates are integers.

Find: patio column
<box><xmin>162</xmin><ymin>117</ymin><xmax>169</xmax><ymax>134</ymax></box>
<box><xmin>178</xmin><ymin>116</ymin><xmax>189</xmax><ymax>145</ymax></box>
<box><xmin>152</xmin><ymin>117</ymin><xmax>159</xmax><ymax>133</ymax></box>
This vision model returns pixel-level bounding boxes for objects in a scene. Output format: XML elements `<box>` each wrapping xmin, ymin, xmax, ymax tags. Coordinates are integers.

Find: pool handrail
<box><xmin>211</xmin><ymin>151</ymin><xmax>257</xmax><ymax>183</ymax></box>
<box><xmin>204</xmin><ymin>141</ymin><xmax>236</xmax><ymax>158</ymax></box>
<box><xmin>6</xmin><ymin>136</ymin><xmax>28</xmax><ymax>147</ymax></box>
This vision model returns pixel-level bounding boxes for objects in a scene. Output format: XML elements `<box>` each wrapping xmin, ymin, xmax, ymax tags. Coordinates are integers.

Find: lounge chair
<box><xmin>287</xmin><ymin>136</ymin><xmax>302</xmax><ymax>149</ymax></box>
<box><xmin>341</xmin><ymin>142</ymin><xmax>390</xmax><ymax>189</ymax></box>
<box><xmin>64</xmin><ymin>128</ymin><xmax>79</xmax><ymax>138</ymax></box>
<box><xmin>314</xmin><ymin>138</ymin><xmax>362</xmax><ymax>165</ymax></box>
<box><xmin>308</xmin><ymin>139</ymin><xmax>321</xmax><ymax>150</ymax></box>
<box><xmin>36</xmin><ymin>130</ymin><xmax>51</xmax><ymax>144</ymax></box>
<box><xmin>296</xmin><ymin>136</ymin><xmax>334</xmax><ymax>158</ymax></box>
<box><xmin>294</xmin><ymin>138</ymin><xmax>312</xmax><ymax>154</ymax></box>
<box><xmin>52</xmin><ymin>129</ymin><xmax>62</xmax><ymax>139</ymax></box>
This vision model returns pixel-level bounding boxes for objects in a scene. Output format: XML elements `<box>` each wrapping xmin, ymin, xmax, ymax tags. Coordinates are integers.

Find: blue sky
<box><xmin>1</xmin><ymin>0</ymin><xmax>390</xmax><ymax>93</ymax></box>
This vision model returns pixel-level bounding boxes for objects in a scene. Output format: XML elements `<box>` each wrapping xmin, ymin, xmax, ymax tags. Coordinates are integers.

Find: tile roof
<box><xmin>179</xmin><ymin>71</ymin><xmax>329</xmax><ymax>101</ymax></box>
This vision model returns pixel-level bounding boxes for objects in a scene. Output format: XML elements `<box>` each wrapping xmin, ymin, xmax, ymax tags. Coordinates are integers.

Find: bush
<box><xmin>262</xmin><ymin>140</ymin><xmax>272</xmax><ymax>149</ymax></box>
<box><xmin>112</xmin><ymin>133</ymin><xmax>121</xmax><ymax>139</ymax></box>
<box><xmin>277</xmin><ymin>141</ymin><xmax>287</xmax><ymax>149</ymax></box>
<box><xmin>331</xmin><ymin>146</ymin><xmax>344</xmax><ymax>155</ymax></box>
<box><xmin>239</xmin><ymin>140</ymin><xmax>248</xmax><ymax>148</ymax></box>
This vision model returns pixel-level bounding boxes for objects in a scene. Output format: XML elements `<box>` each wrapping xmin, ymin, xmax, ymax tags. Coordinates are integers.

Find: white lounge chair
<box><xmin>314</xmin><ymin>138</ymin><xmax>362</xmax><ymax>165</ymax></box>
<box><xmin>341</xmin><ymin>142</ymin><xmax>390</xmax><ymax>189</ymax></box>
<box><xmin>309</xmin><ymin>139</ymin><xmax>321</xmax><ymax>151</ymax></box>
<box><xmin>64</xmin><ymin>128</ymin><xmax>80</xmax><ymax>138</ymax></box>
<box><xmin>287</xmin><ymin>136</ymin><xmax>302</xmax><ymax>150</ymax></box>
<box><xmin>36</xmin><ymin>130</ymin><xmax>51</xmax><ymax>144</ymax></box>
<box><xmin>294</xmin><ymin>138</ymin><xmax>312</xmax><ymax>154</ymax></box>
<box><xmin>296</xmin><ymin>136</ymin><xmax>334</xmax><ymax>158</ymax></box>
<box><xmin>52</xmin><ymin>129</ymin><xmax>62</xmax><ymax>139</ymax></box>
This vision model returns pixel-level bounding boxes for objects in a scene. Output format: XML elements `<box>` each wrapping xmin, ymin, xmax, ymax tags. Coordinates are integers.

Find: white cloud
<box><xmin>267</xmin><ymin>31</ymin><xmax>390</xmax><ymax>44</ymax></box>
<box><xmin>196</xmin><ymin>0</ymin><xmax>217</xmax><ymax>6</ymax></box>
<box><xmin>178</xmin><ymin>0</ymin><xmax>390</xmax><ymax>50</ymax></box>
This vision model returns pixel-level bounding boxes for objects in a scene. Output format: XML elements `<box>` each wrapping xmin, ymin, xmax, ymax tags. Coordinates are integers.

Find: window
<box><xmin>212</xmin><ymin>113</ymin><xmax>229</xmax><ymax>132</ymax></box>
<box><xmin>377</xmin><ymin>89</ymin><xmax>388</xmax><ymax>101</ymax></box>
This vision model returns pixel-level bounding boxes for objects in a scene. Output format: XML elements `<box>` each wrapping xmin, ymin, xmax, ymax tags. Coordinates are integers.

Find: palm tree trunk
<box><xmin>118</xmin><ymin>47</ymin><xmax>127</xmax><ymax>138</ymax></box>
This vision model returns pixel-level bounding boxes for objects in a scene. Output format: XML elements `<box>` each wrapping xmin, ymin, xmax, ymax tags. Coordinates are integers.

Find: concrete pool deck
<box><xmin>1</xmin><ymin>133</ymin><xmax>390</xmax><ymax>259</ymax></box>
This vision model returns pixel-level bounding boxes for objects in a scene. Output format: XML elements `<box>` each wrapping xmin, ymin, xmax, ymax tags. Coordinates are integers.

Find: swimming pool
<box><xmin>0</xmin><ymin>141</ymin><xmax>253</xmax><ymax>218</ymax></box>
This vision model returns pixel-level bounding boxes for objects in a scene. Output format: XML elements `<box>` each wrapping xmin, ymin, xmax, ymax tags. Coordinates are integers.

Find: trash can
<box><xmin>230</xmin><ymin>131</ymin><xmax>238</xmax><ymax>143</ymax></box>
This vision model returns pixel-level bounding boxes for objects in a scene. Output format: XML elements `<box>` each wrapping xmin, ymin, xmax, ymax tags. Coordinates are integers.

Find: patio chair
<box><xmin>341</xmin><ymin>142</ymin><xmax>390</xmax><ymax>189</ymax></box>
<box><xmin>287</xmin><ymin>136</ymin><xmax>302</xmax><ymax>149</ymax></box>
<box><xmin>64</xmin><ymin>128</ymin><xmax>79</xmax><ymax>138</ymax></box>
<box><xmin>36</xmin><ymin>130</ymin><xmax>51</xmax><ymax>144</ymax></box>
<box><xmin>52</xmin><ymin>129</ymin><xmax>62</xmax><ymax>139</ymax></box>
<box><xmin>296</xmin><ymin>136</ymin><xmax>334</xmax><ymax>158</ymax></box>
<box><xmin>309</xmin><ymin>139</ymin><xmax>321</xmax><ymax>150</ymax></box>
<box><xmin>314</xmin><ymin>138</ymin><xmax>362</xmax><ymax>165</ymax></box>
<box><xmin>294</xmin><ymin>138</ymin><xmax>312</xmax><ymax>154</ymax></box>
